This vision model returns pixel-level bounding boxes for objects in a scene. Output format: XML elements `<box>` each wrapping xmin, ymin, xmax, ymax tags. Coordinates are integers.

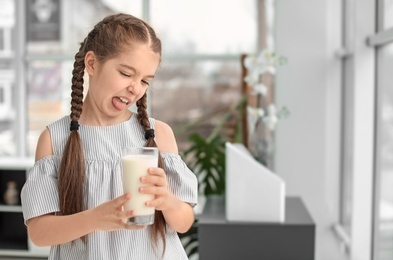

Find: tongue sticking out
<box><xmin>112</xmin><ymin>97</ymin><xmax>128</xmax><ymax>111</ymax></box>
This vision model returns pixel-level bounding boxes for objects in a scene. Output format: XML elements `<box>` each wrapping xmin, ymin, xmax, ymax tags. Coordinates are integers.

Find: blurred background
<box><xmin>0</xmin><ymin>0</ymin><xmax>392</xmax><ymax>260</ymax></box>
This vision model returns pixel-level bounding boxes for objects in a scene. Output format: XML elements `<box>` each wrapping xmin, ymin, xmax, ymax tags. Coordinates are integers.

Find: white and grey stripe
<box><xmin>21</xmin><ymin>115</ymin><xmax>198</xmax><ymax>260</ymax></box>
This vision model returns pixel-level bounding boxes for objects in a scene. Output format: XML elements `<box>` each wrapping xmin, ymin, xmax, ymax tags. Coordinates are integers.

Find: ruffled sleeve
<box><xmin>21</xmin><ymin>156</ymin><xmax>61</xmax><ymax>225</ymax></box>
<box><xmin>161</xmin><ymin>153</ymin><xmax>198</xmax><ymax>207</ymax></box>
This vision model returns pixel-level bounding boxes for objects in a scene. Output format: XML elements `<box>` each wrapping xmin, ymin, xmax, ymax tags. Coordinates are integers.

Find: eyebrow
<box><xmin>119</xmin><ymin>64</ymin><xmax>155</xmax><ymax>78</ymax></box>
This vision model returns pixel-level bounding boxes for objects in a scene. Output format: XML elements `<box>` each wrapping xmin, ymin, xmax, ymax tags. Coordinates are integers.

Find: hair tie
<box><xmin>145</xmin><ymin>129</ymin><xmax>155</xmax><ymax>140</ymax></box>
<box><xmin>70</xmin><ymin>120</ymin><xmax>80</xmax><ymax>131</ymax></box>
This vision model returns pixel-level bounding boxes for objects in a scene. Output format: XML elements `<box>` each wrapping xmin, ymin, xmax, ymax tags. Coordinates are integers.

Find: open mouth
<box><xmin>118</xmin><ymin>96</ymin><xmax>129</xmax><ymax>105</ymax></box>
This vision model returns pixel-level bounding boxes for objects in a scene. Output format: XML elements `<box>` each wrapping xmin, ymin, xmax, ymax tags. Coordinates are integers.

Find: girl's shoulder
<box><xmin>35</xmin><ymin>128</ymin><xmax>53</xmax><ymax>161</ymax></box>
<box><xmin>35</xmin><ymin>116</ymin><xmax>69</xmax><ymax>161</ymax></box>
<box><xmin>154</xmin><ymin>119</ymin><xmax>178</xmax><ymax>154</ymax></box>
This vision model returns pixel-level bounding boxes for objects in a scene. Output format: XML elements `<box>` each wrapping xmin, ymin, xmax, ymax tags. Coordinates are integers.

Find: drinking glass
<box><xmin>121</xmin><ymin>147</ymin><xmax>158</xmax><ymax>225</ymax></box>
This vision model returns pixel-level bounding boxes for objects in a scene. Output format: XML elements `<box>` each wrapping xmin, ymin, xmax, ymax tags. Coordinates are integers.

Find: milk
<box><xmin>121</xmin><ymin>147</ymin><xmax>158</xmax><ymax>225</ymax></box>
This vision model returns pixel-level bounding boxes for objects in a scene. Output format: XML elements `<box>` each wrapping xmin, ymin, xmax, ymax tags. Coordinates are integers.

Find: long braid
<box><xmin>58</xmin><ymin>40</ymin><xmax>87</xmax><ymax>216</ymax></box>
<box><xmin>137</xmin><ymin>93</ymin><xmax>167</xmax><ymax>254</ymax></box>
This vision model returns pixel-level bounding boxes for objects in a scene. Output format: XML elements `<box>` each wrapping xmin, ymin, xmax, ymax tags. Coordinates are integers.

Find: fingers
<box><xmin>139</xmin><ymin>179</ymin><xmax>168</xmax><ymax>199</ymax></box>
<box><xmin>141</xmin><ymin>167</ymin><xmax>167</xmax><ymax>186</ymax></box>
<box><xmin>140</xmin><ymin>186</ymin><xmax>166</xmax><ymax>196</ymax></box>
<box><xmin>147</xmin><ymin>167</ymin><xmax>166</xmax><ymax>178</ymax></box>
<box><xmin>114</xmin><ymin>193</ymin><xmax>131</xmax><ymax>208</ymax></box>
<box><xmin>138</xmin><ymin>167</ymin><xmax>171</xmax><ymax>211</ymax></box>
<box><xmin>94</xmin><ymin>195</ymin><xmax>152</xmax><ymax>231</ymax></box>
<box><xmin>145</xmin><ymin>196</ymin><xmax>165</xmax><ymax>208</ymax></box>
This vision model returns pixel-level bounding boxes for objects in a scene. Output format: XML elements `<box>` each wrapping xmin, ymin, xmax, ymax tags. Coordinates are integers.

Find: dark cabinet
<box><xmin>198</xmin><ymin>195</ymin><xmax>316</xmax><ymax>260</ymax></box>
<box><xmin>0</xmin><ymin>158</ymin><xmax>49</xmax><ymax>258</ymax></box>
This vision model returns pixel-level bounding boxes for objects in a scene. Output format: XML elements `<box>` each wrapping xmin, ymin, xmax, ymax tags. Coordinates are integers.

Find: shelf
<box><xmin>0</xmin><ymin>238</ymin><xmax>49</xmax><ymax>258</ymax></box>
<box><xmin>0</xmin><ymin>249</ymin><xmax>48</xmax><ymax>258</ymax></box>
<box><xmin>0</xmin><ymin>237</ymin><xmax>27</xmax><ymax>251</ymax></box>
<box><xmin>0</xmin><ymin>204</ymin><xmax>22</xmax><ymax>213</ymax></box>
<box><xmin>0</xmin><ymin>157</ymin><xmax>34</xmax><ymax>170</ymax></box>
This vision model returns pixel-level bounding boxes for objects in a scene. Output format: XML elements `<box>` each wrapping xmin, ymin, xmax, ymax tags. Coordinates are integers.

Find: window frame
<box><xmin>338</xmin><ymin>0</ymin><xmax>377</xmax><ymax>259</ymax></box>
<box><xmin>367</xmin><ymin>1</ymin><xmax>393</xmax><ymax>259</ymax></box>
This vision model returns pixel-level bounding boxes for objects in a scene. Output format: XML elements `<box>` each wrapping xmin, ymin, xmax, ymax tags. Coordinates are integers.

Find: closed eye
<box><xmin>141</xmin><ymin>80</ymin><xmax>150</xmax><ymax>87</ymax></box>
<box><xmin>120</xmin><ymin>71</ymin><xmax>131</xmax><ymax>77</ymax></box>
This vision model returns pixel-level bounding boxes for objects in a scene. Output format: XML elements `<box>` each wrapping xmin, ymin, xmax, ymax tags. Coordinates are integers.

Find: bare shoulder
<box><xmin>154</xmin><ymin>120</ymin><xmax>178</xmax><ymax>154</ymax></box>
<box><xmin>35</xmin><ymin>128</ymin><xmax>53</xmax><ymax>161</ymax></box>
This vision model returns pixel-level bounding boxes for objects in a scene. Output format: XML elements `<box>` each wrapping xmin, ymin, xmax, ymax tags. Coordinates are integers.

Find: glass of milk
<box><xmin>121</xmin><ymin>147</ymin><xmax>159</xmax><ymax>225</ymax></box>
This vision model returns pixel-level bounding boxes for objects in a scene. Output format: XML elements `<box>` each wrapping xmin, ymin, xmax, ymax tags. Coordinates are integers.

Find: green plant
<box><xmin>184</xmin><ymin>133</ymin><xmax>226</xmax><ymax>196</ymax></box>
<box><xmin>181</xmin><ymin>95</ymin><xmax>246</xmax><ymax>196</ymax></box>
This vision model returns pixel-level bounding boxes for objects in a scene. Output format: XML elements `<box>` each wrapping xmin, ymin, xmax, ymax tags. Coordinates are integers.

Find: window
<box><xmin>1</xmin><ymin>0</ymin><xmax>262</xmax><ymax>160</ymax></box>
<box><xmin>25</xmin><ymin>0</ymin><xmax>144</xmax><ymax>156</ymax></box>
<box><xmin>24</xmin><ymin>0</ymin><xmax>259</xmax><ymax>157</ymax></box>
<box><xmin>149</xmin><ymin>0</ymin><xmax>257</xmax><ymax>151</ymax></box>
<box><xmin>0</xmin><ymin>0</ymin><xmax>16</xmax><ymax>156</ymax></box>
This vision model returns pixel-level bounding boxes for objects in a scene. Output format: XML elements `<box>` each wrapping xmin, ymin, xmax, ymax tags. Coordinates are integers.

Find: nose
<box><xmin>127</xmin><ymin>81</ymin><xmax>143</xmax><ymax>96</ymax></box>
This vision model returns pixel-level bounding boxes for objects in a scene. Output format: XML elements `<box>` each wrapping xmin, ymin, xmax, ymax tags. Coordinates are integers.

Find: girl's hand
<box><xmin>140</xmin><ymin>167</ymin><xmax>173</xmax><ymax>211</ymax></box>
<box><xmin>88</xmin><ymin>193</ymin><xmax>146</xmax><ymax>231</ymax></box>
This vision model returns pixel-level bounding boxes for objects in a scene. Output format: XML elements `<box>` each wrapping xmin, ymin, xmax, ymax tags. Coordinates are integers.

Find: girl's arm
<box><xmin>151</xmin><ymin>121</ymin><xmax>196</xmax><ymax>233</ymax></box>
<box><xmin>27</xmin><ymin>193</ymin><xmax>143</xmax><ymax>246</ymax></box>
<box><xmin>152</xmin><ymin>187</ymin><xmax>195</xmax><ymax>234</ymax></box>
<box><xmin>27</xmin><ymin>211</ymin><xmax>94</xmax><ymax>247</ymax></box>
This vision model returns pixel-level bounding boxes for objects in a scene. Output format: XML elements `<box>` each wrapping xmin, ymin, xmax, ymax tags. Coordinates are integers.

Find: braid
<box><xmin>136</xmin><ymin>94</ymin><xmax>150</xmax><ymax>131</ymax></box>
<box><xmin>136</xmin><ymin>94</ymin><xmax>157</xmax><ymax>148</ymax></box>
<box><xmin>87</xmin><ymin>21</ymin><xmax>102</xmax><ymax>41</ymax></box>
<box><xmin>58</xmin><ymin>41</ymin><xmax>87</xmax><ymax>217</ymax></box>
<box><xmin>136</xmin><ymin>93</ymin><xmax>167</xmax><ymax>253</ymax></box>
<box><xmin>70</xmin><ymin>44</ymin><xmax>86</xmax><ymax>121</ymax></box>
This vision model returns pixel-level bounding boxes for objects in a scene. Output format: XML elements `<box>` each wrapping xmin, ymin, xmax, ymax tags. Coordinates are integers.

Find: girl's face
<box><xmin>84</xmin><ymin>44</ymin><xmax>160</xmax><ymax>123</ymax></box>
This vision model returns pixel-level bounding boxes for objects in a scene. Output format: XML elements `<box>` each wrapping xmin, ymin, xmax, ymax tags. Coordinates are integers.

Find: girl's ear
<box><xmin>85</xmin><ymin>51</ymin><xmax>96</xmax><ymax>76</ymax></box>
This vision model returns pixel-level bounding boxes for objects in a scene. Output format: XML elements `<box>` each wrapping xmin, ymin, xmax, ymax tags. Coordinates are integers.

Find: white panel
<box><xmin>225</xmin><ymin>142</ymin><xmax>285</xmax><ymax>222</ymax></box>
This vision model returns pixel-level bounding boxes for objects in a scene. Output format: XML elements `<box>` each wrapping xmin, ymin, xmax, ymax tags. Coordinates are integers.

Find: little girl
<box><xmin>21</xmin><ymin>13</ymin><xmax>198</xmax><ymax>260</ymax></box>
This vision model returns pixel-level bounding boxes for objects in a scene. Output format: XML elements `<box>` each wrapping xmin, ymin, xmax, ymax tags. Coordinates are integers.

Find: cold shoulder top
<box><xmin>21</xmin><ymin>114</ymin><xmax>198</xmax><ymax>260</ymax></box>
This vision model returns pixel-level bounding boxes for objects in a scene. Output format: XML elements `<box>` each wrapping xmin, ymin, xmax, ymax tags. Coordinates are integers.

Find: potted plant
<box><xmin>178</xmin><ymin>50</ymin><xmax>288</xmax><ymax>258</ymax></box>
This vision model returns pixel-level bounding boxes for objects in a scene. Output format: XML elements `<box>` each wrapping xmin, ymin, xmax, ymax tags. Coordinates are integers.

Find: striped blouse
<box><xmin>21</xmin><ymin>115</ymin><xmax>198</xmax><ymax>260</ymax></box>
